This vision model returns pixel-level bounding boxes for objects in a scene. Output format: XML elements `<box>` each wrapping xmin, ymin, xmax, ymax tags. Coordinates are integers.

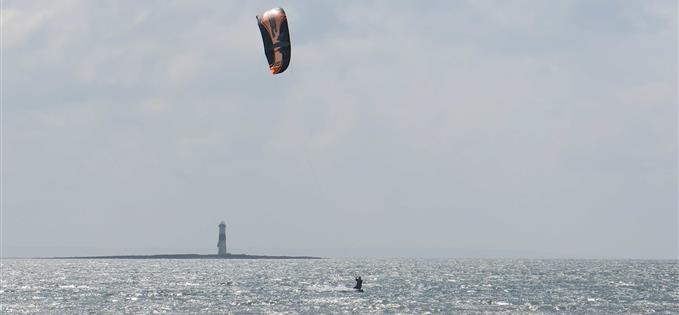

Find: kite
<box><xmin>256</xmin><ymin>8</ymin><xmax>291</xmax><ymax>75</ymax></box>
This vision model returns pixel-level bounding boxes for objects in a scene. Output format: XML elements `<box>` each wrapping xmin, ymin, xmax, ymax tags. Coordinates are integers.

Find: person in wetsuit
<box><xmin>354</xmin><ymin>276</ymin><xmax>363</xmax><ymax>290</ymax></box>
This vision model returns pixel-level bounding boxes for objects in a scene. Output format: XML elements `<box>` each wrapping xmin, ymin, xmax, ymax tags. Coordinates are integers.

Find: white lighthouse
<box><xmin>217</xmin><ymin>221</ymin><xmax>227</xmax><ymax>256</ymax></box>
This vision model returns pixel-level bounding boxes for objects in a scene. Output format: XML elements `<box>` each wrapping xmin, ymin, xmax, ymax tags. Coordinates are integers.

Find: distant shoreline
<box><xmin>42</xmin><ymin>253</ymin><xmax>323</xmax><ymax>260</ymax></box>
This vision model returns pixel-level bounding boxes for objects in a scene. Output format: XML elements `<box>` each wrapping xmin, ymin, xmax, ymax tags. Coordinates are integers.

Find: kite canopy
<box><xmin>256</xmin><ymin>8</ymin><xmax>291</xmax><ymax>75</ymax></box>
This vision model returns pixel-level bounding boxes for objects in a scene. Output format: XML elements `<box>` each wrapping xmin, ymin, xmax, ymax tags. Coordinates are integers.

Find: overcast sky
<box><xmin>2</xmin><ymin>0</ymin><xmax>677</xmax><ymax>259</ymax></box>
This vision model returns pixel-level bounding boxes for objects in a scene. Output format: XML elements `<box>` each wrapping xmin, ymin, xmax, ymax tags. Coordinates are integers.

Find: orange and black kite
<box><xmin>256</xmin><ymin>8</ymin><xmax>291</xmax><ymax>75</ymax></box>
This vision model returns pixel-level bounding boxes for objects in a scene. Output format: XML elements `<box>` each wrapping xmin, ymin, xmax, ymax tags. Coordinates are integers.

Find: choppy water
<box><xmin>1</xmin><ymin>258</ymin><xmax>677</xmax><ymax>314</ymax></box>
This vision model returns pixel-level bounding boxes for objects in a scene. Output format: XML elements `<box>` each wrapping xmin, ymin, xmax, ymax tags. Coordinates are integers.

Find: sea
<box><xmin>1</xmin><ymin>258</ymin><xmax>677</xmax><ymax>314</ymax></box>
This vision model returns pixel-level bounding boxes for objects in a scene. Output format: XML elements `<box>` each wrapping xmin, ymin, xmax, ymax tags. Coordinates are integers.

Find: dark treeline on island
<box><xmin>49</xmin><ymin>253</ymin><xmax>322</xmax><ymax>260</ymax></box>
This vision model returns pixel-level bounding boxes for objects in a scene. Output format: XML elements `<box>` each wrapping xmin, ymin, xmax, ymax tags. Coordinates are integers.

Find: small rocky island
<box><xmin>54</xmin><ymin>221</ymin><xmax>321</xmax><ymax>260</ymax></box>
<box><xmin>56</xmin><ymin>253</ymin><xmax>321</xmax><ymax>259</ymax></box>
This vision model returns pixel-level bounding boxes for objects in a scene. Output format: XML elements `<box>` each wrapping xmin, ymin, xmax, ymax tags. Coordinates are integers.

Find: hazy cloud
<box><xmin>2</xmin><ymin>0</ymin><xmax>676</xmax><ymax>258</ymax></box>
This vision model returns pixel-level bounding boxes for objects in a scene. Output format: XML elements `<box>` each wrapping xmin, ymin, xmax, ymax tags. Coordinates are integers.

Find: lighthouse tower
<box><xmin>217</xmin><ymin>221</ymin><xmax>227</xmax><ymax>256</ymax></box>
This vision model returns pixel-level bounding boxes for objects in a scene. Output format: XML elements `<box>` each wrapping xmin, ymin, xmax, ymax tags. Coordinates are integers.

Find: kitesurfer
<box><xmin>354</xmin><ymin>276</ymin><xmax>363</xmax><ymax>290</ymax></box>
